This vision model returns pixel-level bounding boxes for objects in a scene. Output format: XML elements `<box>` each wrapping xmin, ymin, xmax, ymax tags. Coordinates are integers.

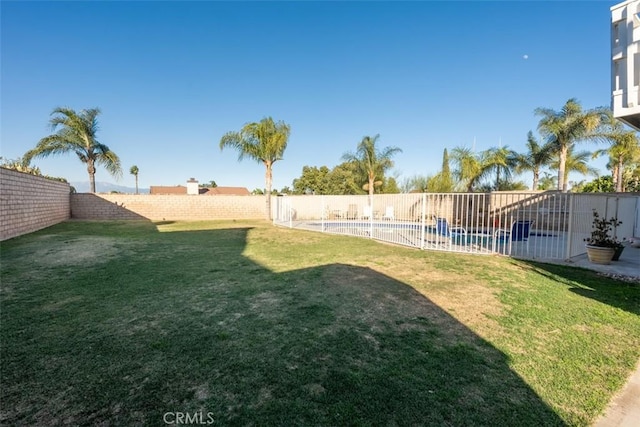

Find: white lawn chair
<box><xmin>346</xmin><ymin>204</ymin><xmax>358</xmax><ymax>220</ymax></box>
<box><xmin>362</xmin><ymin>205</ymin><xmax>373</xmax><ymax>220</ymax></box>
<box><xmin>382</xmin><ymin>206</ymin><xmax>395</xmax><ymax>221</ymax></box>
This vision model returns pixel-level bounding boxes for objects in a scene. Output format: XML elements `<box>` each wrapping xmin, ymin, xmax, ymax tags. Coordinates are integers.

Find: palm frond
<box><xmin>95</xmin><ymin>149</ymin><xmax>122</xmax><ymax>178</ymax></box>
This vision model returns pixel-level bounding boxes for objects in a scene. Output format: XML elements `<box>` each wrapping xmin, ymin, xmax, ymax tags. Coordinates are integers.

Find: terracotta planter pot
<box><xmin>586</xmin><ymin>245</ymin><xmax>615</xmax><ymax>265</ymax></box>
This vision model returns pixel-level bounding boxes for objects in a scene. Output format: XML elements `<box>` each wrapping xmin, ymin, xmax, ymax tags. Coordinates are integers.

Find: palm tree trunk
<box><xmin>532</xmin><ymin>169</ymin><xmax>539</xmax><ymax>191</ymax></box>
<box><xmin>616</xmin><ymin>158</ymin><xmax>624</xmax><ymax>192</ymax></box>
<box><xmin>135</xmin><ymin>175</ymin><xmax>139</xmax><ymax>195</ymax></box>
<box><xmin>368</xmin><ymin>175</ymin><xmax>374</xmax><ymax>206</ymax></box>
<box><xmin>558</xmin><ymin>147</ymin><xmax>568</xmax><ymax>192</ymax></box>
<box><xmin>265</xmin><ymin>162</ymin><xmax>273</xmax><ymax>220</ymax></box>
<box><xmin>87</xmin><ymin>160</ymin><xmax>96</xmax><ymax>193</ymax></box>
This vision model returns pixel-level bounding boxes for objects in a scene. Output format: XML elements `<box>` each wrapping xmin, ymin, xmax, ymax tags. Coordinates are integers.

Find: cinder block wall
<box><xmin>0</xmin><ymin>167</ymin><xmax>70</xmax><ymax>241</ymax></box>
<box><xmin>70</xmin><ymin>194</ymin><xmax>268</xmax><ymax>220</ymax></box>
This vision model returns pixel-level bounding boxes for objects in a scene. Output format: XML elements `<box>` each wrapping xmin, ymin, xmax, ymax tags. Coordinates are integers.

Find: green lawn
<box><xmin>1</xmin><ymin>220</ymin><xmax>639</xmax><ymax>426</ymax></box>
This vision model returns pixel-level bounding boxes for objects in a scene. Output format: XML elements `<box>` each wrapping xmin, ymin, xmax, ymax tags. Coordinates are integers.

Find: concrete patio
<box><xmin>557</xmin><ymin>245</ymin><xmax>640</xmax><ymax>282</ymax></box>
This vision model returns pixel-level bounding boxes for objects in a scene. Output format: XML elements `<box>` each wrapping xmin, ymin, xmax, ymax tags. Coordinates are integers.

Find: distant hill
<box><xmin>70</xmin><ymin>181</ymin><xmax>149</xmax><ymax>194</ymax></box>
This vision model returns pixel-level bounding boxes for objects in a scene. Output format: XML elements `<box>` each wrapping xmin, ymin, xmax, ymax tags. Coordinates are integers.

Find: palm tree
<box><xmin>23</xmin><ymin>107</ymin><xmax>122</xmax><ymax>192</ymax></box>
<box><xmin>219</xmin><ymin>117</ymin><xmax>291</xmax><ymax>220</ymax></box>
<box><xmin>481</xmin><ymin>146</ymin><xmax>518</xmax><ymax>190</ymax></box>
<box><xmin>400</xmin><ymin>174</ymin><xmax>429</xmax><ymax>193</ymax></box>
<box><xmin>550</xmin><ymin>147</ymin><xmax>598</xmax><ymax>190</ymax></box>
<box><xmin>537</xmin><ymin>172</ymin><xmax>557</xmax><ymax>191</ymax></box>
<box><xmin>514</xmin><ymin>131</ymin><xmax>555</xmax><ymax>190</ymax></box>
<box><xmin>593</xmin><ymin>111</ymin><xmax>640</xmax><ymax>192</ymax></box>
<box><xmin>537</xmin><ymin>172</ymin><xmax>557</xmax><ymax>190</ymax></box>
<box><xmin>450</xmin><ymin>147</ymin><xmax>490</xmax><ymax>192</ymax></box>
<box><xmin>130</xmin><ymin>165</ymin><xmax>139</xmax><ymax>194</ymax></box>
<box><xmin>535</xmin><ymin>98</ymin><xmax>603</xmax><ymax>192</ymax></box>
<box><xmin>342</xmin><ymin>134</ymin><xmax>402</xmax><ymax>202</ymax></box>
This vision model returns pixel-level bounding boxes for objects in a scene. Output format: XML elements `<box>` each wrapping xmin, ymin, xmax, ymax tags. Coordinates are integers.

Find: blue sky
<box><xmin>1</xmin><ymin>1</ymin><xmax>620</xmax><ymax>191</ymax></box>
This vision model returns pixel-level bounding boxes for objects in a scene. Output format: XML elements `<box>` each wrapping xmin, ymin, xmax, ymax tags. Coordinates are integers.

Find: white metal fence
<box><xmin>272</xmin><ymin>192</ymin><xmax>639</xmax><ymax>261</ymax></box>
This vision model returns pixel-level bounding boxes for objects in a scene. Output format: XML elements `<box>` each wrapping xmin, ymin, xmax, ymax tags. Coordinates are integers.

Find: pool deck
<box><xmin>594</xmin><ymin>359</ymin><xmax>640</xmax><ymax>427</ymax></box>
<box><xmin>548</xmin><ymin>247</ymin><xmax>640</xmax><ymax>281</ymax></box>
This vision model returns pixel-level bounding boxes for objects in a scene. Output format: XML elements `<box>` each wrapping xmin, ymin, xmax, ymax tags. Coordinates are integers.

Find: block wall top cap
<box><xmin>187</xmin><ymin>178</ymin><xmax>198</xmax><ymax>182</ymax></box>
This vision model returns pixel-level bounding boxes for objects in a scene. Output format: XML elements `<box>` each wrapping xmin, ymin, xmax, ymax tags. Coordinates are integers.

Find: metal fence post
<box><xmin>420</xmin><ymin>193</ymin><xmax>426</xmax><ymax>249</ymax></box>
<box><xmin>565</xmin><ymin>193</ymin><xmax>574</xmax><ymax>260</ymax></box>
<box><xmin>321</xmin><ymin>195</ymin><xmax>325</xmax><ymax>233</ymax></box>
<box><xmin>613</xmin><ymin>196</ymin><xmax>620</xmax><ymax>241</ymax></box>
<box><xmin>272</xmin><ymin>195</ymin><xmax>276</xmax><ymax>225</ymax></box>
<box><xmin>369</xmin><ymin>194</ymin><xmax>374</xmax><ymax>238</ymax></box>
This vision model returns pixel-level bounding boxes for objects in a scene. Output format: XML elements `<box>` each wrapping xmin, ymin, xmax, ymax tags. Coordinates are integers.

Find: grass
<box><xmin>1</xmin><ymin>220</ymin><xmax>639</xmax><ymax>426</ymax></box>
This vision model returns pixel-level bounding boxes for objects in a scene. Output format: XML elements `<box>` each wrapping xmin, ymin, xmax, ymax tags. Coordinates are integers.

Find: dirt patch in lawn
<box><xmin>426</xmin><ymin>282</ymin><xmax>504</xmax><ymax>339</ymax></box>
<box><xmin>31</xmin><ymin>236</ymin><xmax>126</xmax><ymax>268</ymax></box>
<box><xmin>249</xmin><ymin>291</ymin><xmax>285</xmax><ymax>319</ymax></box>
<box><xmin>41</xmin><ymin>296</ymin><xmax>85</xmax><ymax>312</ymax></box>
<box><xmin>353</xmin><ymin>256</ymin><xmax>507</xmax><ymax>339</ymax></box>
<box><xmin>320</xmin><ymin>264</ymin><xmax>473</xmax><ymax>332</ymax></box>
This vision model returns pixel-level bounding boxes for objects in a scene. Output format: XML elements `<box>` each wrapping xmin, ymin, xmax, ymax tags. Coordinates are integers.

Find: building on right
<box><xmin>611</xmin><ymin>0</ymin><xmax>640</xmax><ymax>130</ymax></box>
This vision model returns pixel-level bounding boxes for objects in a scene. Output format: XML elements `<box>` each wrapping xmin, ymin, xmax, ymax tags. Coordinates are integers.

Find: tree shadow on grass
<box><xmin>514</xmin><ymin>260</ymin><xmax>640</xmax><ymax>316</ymax></box>
<box><xmin>0</xmin><ymin>225</ymin><xmax>566</xmax><ymax>426</ymax></box>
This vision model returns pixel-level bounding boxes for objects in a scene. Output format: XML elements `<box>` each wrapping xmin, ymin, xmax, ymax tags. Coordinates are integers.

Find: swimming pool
<box><xmin>312</xmin><ymin>221</ymin><xmax>494</xmax><ymax>245</ymax></box>
<box><xmin>278</xmin><ymin>218</ymin><xmax>566</xmax><ymax>258</ymax></box>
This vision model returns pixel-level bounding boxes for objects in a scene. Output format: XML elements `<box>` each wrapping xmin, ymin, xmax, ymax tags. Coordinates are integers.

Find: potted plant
<box><xmin>584</xmin><ymin>210</ymin><xmax>623</xmax><ymax>265</ymax></box>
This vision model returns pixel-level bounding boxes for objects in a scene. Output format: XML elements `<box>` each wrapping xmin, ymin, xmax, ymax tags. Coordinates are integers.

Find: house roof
<box><xmin>149</xmin><ymin>185</ymin><xmax>250</xmax><ymax>195</ymax></box>
<box><xmin>150</xmin><ymin>185</ymin><xmax>187</xmax><ymax>195</ymax></box>
<box><xmin>202</xmin><ymin>187</ymin><xmax>251</xmax><ymax>196</ymax></box>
